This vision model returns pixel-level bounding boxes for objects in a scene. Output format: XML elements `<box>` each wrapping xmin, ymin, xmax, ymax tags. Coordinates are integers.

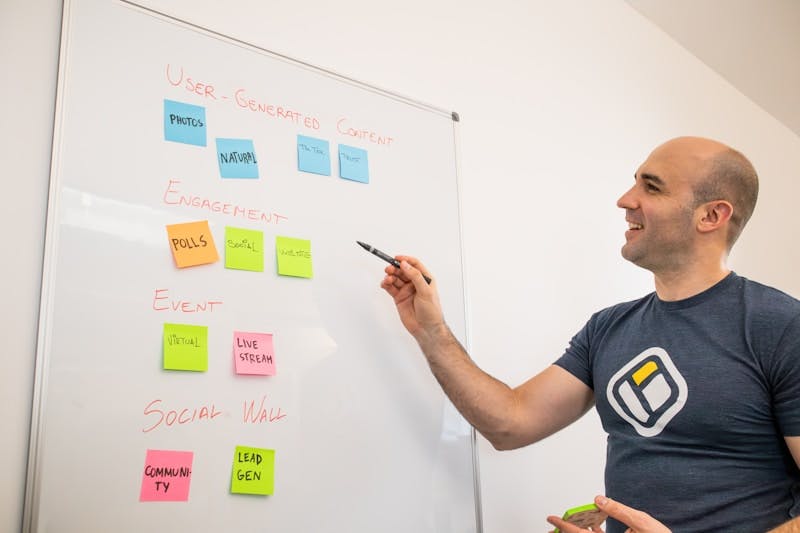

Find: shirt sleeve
<box><xmin>553</xmin><ymin>316</ymin><xmax>595</xmax><ymax>391</ymax></box>
<box><xmin>770</xmin><ymin>313</ymin><xmax>800</xmax><ymax>436</ymax></box>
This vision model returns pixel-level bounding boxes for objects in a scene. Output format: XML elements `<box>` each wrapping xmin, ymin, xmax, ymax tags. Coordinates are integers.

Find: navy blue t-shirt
<box><xmin>555</xmin><ymin>273</ymin><xmax>800</xmax><ymax>532</ymax></box>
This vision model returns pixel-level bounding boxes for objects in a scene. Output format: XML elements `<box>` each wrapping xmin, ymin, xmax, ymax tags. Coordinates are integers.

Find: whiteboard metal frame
<box><xmin>23</xmin><ymin>0</ymin><xmax>71</xmax><ymax>529</ymax></box>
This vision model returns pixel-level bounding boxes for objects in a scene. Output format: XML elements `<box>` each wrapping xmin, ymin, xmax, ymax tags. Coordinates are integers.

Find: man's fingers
<box><xmin>385</xmin><ymin>262</ymin><xmax>412</xmax><ymax>284</ymax></box>
<box><xmin>595</xmin><ymin>496</ymin><xmax>664</xmax><ymax>532</ymax></box>
<box><xmin>399</xmin><ymin>260</ymin><xmax>433</xmax><ymax>292</ymax></box>
<box><xmin>383</xmin><ymin>273</ymin><xmax>407</xmax><ymax>290</ymax></box>
<box><xmin>382</xmin><ymin>271</ymin><xmax>418</xmax><ymax>301</ymax></box>
<box><xmin>547</xmin><ymin>514</ymin><xmax>607</xmax><ymax>533</ymax></box>
<box><xmin>381</xmin><ymin>276</ymin><xmax>400</xmax><ymax>296</ymax></box>
<box><xmin>546</xmin><ymin>516</ymin><xmax>583</xmax><ymax>533</ymax></box>
<box><xmin>596</xmin><ymin>496</ymin><xmax>635</xmax><ymax>524</ymax></box>
<box><xmin>382</xmin><ymin>259</ymin><xmax>403</xmax><ymax>276</ymax></box>
<box><xmin>397</xmin><ymin>256</ymin><xmax>433</xmax><ymax>281</ymax></box>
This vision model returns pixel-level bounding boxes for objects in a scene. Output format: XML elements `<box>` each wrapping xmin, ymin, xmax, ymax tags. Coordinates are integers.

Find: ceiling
<box><xmin>626</xmin><ymin>0</ymin><xmax>800</xmax><ymax>138</ymax></box>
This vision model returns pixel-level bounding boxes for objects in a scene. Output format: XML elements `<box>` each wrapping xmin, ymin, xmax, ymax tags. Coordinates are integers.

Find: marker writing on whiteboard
<box><xmin>357</xmin><ymin>241</ymin><xmax>432</xmax><ymax>284</ymax></box>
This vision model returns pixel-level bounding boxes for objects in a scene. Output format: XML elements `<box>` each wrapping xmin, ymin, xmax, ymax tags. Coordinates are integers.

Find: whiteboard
<box><xmin>24</xmin><ymin>1</ymin><xmax>478</xmax><ymax>531</ymax></box>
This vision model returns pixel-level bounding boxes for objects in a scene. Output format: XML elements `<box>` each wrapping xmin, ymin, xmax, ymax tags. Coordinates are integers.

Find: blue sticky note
<box><xmin>164</xmin><ymin>100</ymin><xmax>207</xmax><ymax>147</ymax></box>
<box><xmin>216</xmin><ymin>138</ymin><xmax>259</xmax><ymax>179</ymax></box>
<box><xmin>297</xmin><ymin>135</ymin><xmax>331</xmax><ymax>176</ymax></box>
<box><xmin>338</xmin><ymin>145</ymin><xmax>369</xmax><ymax>183</ymax></box>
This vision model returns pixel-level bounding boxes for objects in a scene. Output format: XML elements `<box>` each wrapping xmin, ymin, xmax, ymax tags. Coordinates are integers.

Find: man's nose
<box><xmin>616</xmin><ymin>186</ymin><xmax>636</xmax><ymax>209</ymax></box>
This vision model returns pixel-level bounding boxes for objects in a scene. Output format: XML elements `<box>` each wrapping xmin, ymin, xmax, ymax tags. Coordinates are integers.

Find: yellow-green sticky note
<box><xmin>225</xmin><ymin>226</ymin><xmax>264</xmax><ymax>272</ymax></box>
<box><xmin>231</xmin><ymin>446</ymin><xmax>275</xmax><ymax>495</ymax></box>
<box><xmin>275</xmin><ymin>236</ymin><xmax>312</xmax><ymax>278</ymax></box>
<box><xmin>163</xmin><ymin>323</ymin><xmax>208</xmax><ymax>371</ymax></box>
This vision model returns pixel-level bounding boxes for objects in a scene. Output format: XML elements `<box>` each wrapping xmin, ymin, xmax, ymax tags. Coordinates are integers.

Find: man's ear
<box><xmin>697</xmin><ymin>200</ymin><xmax>733</xmax><ymax>234</ymax></box>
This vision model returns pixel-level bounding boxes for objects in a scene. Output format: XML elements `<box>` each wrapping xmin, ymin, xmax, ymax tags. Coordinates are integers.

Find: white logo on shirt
<box><xmin>606</xmin><ymin>347</ymin><xmax>688</xmax><ymax>437</ymax></box>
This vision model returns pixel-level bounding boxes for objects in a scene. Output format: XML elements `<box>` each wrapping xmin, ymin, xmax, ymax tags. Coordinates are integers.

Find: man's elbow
<box><xmin>482</xmin><ymin>429</ymin><xmax>535</xmax><ymax>451</ymax></box>
<box><xmin>489</xmin><ymin>438</ymin><xmax>519</xmax><ymax>451</ymax></box>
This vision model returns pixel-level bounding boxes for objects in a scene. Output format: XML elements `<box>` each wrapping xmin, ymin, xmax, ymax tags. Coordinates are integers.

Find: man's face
<box><xmin>616</xmin><ymin>141</ymin><xmax>702</xmax><ymax>273</ymax></box>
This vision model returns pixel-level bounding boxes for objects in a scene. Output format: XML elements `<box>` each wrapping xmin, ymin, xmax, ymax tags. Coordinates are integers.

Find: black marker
<box><xmin>357</xmin><ymin>241</ymin><xmax>432</xmax><ymax>284</ymax></box>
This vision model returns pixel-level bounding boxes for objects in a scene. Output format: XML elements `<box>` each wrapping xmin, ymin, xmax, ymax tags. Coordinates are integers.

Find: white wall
<box><xmin>3</xmin><ymin>0</ymin><xmax>798</xmax><ymax>531</ymax></box>
<box><xmin>0</xmin><ymin>0</ymin><xmax>62</xmax><ymax>531</ymax></box>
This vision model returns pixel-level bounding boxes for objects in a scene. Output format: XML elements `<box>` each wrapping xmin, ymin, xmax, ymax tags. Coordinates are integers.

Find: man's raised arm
<box><xmin>380</xmin><ymin>256</ymin><xmax>594</xmax><ymax>449</ymax></box>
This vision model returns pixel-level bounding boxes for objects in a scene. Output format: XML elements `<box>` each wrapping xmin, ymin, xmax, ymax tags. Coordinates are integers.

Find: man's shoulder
<box><xmin>736</xmin><ymin>273</ymin><xmax>800</xmax><ymax>313</ymax></box>
<box><xmin>721</xmin><ymin>275</ymin><xmax>800</xmax><ymax>339</ymax></box>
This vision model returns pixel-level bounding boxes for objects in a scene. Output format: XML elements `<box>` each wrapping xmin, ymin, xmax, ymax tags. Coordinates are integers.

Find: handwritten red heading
<box><xmin>166</xmin><ymin>64</ymin><xmax>396</xmax><ymax>145</ymax></box>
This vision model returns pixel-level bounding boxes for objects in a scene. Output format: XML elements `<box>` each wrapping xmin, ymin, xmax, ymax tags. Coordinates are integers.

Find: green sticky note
<box><xmin>231</xmin><ymin>446</ymin><xmax>275</xmax><ymax>495</ymax></box>
<box><xmin>225</xmin><ymin>226</ymin><xmax>264</xmax><ymax>272</ymax></box>
<box><xmin>275</xmin><ymin>236</ymin><xmax>312</xmax><ymax>278</ymax></box>
<box><xmin>163</xmin><ymin>323</ymin><xmax>208</xmax><ymax>371</ymax></box>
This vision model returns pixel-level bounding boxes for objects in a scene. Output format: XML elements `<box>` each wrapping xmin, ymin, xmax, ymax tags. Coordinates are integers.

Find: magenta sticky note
<box><xmin>233</xmin><ymin>331</ymin><xmax>276</xmax><ymax>376</ymax></box>
<box><xmin>139</xmin><ymin>449</ymin><xmax>194</xmax><ymax>502</ymax></box>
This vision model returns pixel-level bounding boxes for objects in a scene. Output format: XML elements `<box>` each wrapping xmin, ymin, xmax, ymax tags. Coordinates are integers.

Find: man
<box><xmin>379</xmin><ymin>137</ymin><xmax>800</xmax><ymax>532</ymax></box>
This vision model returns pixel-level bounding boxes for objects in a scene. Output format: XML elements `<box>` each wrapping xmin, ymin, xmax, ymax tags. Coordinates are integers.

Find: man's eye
<box><xmin>645</xmin><ymin>183</ymin><xmax>659</xmax><ymax>192</ymax></box>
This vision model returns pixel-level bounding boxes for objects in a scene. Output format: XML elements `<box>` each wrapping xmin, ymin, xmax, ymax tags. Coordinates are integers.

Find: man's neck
<box><xmin>653</xmin><ymin>264</ymin><xmax>731</xmax><ymax>302</ymax></box>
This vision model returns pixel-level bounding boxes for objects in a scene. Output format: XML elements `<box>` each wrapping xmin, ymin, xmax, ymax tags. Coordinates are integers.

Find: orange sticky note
<box><xmin>166</xmin><ymin>221</ymin><xmax>219</xmax><ymax>268</ymax></box>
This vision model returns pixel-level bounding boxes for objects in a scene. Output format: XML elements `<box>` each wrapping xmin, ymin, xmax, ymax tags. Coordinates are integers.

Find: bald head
<box><xmin>652</xmin><ymin>136</ymin><xmax>759</xmax><ymax>249</ymax></box>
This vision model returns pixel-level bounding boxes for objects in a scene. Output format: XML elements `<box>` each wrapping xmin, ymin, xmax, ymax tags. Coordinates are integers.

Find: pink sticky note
<box><xmin>140</xmin><ymin>449</ymin><xmax>194</xmax><ymax>502</ymax></box>
<box><xmin>233</xmin><ymin>331</ymin><xmax>276</xmax><ymax>376</ymax></box>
